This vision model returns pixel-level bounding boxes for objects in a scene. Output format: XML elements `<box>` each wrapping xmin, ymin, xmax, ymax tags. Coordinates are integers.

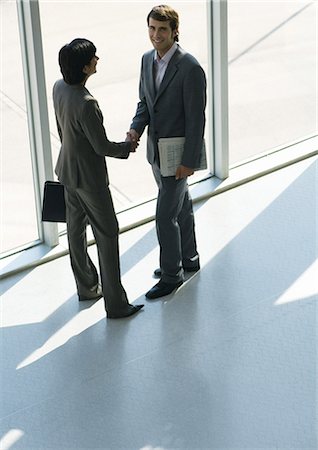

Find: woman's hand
<box><xmin>125</xmin><ymin>131</ymin><xmax>140</xmax><ymax>152</ymax></box>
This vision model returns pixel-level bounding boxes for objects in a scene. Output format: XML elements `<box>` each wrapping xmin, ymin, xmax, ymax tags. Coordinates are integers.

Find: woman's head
<box><xmin>58</xmin><ymin>38</ymin><xmax>97</xmax><ymax>85</ymax></box>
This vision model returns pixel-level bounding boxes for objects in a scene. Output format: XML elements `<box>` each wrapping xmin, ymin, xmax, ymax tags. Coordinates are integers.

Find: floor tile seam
<box><xmin>0</xmin><ymin>393</ymin><xmax>60</xmax><ymax>423</ymax></box>
<box><xmin>0</xmin><ymin>359</ymin><xmax>126</xmax><ymax>422</ymax></box>
<box><xmin>1</xmin><ymin>287</ymin><xmax>315</xmax><ymax>422</ymax></box>
<box><xmin>1</xmin><ymin>307</ymin><xmax>314</xmax><ymax>424</ymax></box>
<box><xmin>1</xmin><ymin>320</ymin><xmax>206</xmax><ymax>422</ymax></box>
<box><xmin>0</xmin><ymin>343</ymin><xmax>171</xmax><ymax>422</ymax></box>
<box><xmin>217</xmin><ymin>286</ymin><xmax>313</xmax><ymax>324</ymax></box>
<box><xmin>174</xmin><ymin>291</ymin><xmax>316</xmax><ymax>355</ymax></box>
<box><xmin>0</xmin><ymin>373</ymin><xmax>109</xmax><ymax>423</ymax></box>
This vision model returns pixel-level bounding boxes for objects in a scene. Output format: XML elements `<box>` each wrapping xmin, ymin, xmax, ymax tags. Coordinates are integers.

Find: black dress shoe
<box><xmin>145</xmin><ymin>280</ymin><xmax>183</xmax><ymax>299</ymax></box>
<box><xmin>107</xmin><ymin>304</ymin><xmax>144</xmax><ymax>319</ymax></box>
<box><xmin>153</xmin><ymin>265</ymin><xmax>200</xmax><ymax>278</ymax></box>
<box><xmin>78</xmin><ymin>285</ymin><xmax>103</xmax><ymax>301</ymax></box>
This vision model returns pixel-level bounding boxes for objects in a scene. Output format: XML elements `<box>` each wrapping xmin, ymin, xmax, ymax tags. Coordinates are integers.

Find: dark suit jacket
<box><xmin>53</xmin><ymin>79</ymin><xmax>130</xmax><ymax>192</ymax></box>
<box><xmin>131</xmin><ymin>45</ymin><xmax>206</xmax><ymax>169</ymax></box>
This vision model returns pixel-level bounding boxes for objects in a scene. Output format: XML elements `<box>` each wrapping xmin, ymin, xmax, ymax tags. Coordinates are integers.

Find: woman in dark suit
<box><xmin>54</xmin><ymin>38</ymin><xmax>143</xmax><ymax>318</ymax></box>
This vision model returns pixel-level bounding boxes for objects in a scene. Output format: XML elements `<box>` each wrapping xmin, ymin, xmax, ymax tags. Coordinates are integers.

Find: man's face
<box><xmin>148</xmin><ymin>18</ymin><xmax>177</xmax><ymax>57</ymax></box>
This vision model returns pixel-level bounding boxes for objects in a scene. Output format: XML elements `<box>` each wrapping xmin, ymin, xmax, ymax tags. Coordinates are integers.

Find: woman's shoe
<box><xmin>78</xmin><ymin>285</ymin><xmax>103</xmax><ymax>301</ymax></box>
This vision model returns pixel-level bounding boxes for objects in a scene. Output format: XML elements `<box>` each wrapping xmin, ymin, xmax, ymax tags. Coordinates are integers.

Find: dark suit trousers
<box><xmin>64</xmin><ymin>186</ymin><xmax>129</xmax><ymax>314</ymax></box>
<box><xmin>152</xmin><ymin>163</ymin><xmax>198</xmax><ymax>284</ymax></box>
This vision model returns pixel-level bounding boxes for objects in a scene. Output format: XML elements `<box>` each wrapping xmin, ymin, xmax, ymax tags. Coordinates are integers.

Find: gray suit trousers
<box><xmin>64</xmin><ymin>186</ymin><xmax>129</xmax><ymax>314</ymax></box>
<box><xmin>152</xmin><ymin>163</ymin><xmax>198</xmax><ymax>284</ymax></box>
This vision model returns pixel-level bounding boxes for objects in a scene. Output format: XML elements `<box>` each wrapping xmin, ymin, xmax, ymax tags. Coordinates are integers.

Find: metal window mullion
<box><xmin>16</xmin><ymin>0</ymin><xmax>58</xmax><ymax>247</ymax></box>
<box><xmin>209</xmin><ymin>0</ymin><xmax>229</xmax><ymax>179</ymax></box>
<box><xmin>206</xmin><ymin>0</ymin><xmax>215</xmax><ymax>176</ymax></box>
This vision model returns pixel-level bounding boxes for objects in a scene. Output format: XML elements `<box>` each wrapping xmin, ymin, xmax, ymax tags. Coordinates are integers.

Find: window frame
<box><xmin>14</xmin><ymin>0</ymin><xmax>227</xmax><ymax>251</ymax></box>
<box><xmin>16</xmin><ymin>0</ymin><xmax>58</xmax><ymax>249</ymax></box>
<box><xmin>2</xmin><ymin>0</ymin><xmax>315</xmax><ymax>278</ymax></box>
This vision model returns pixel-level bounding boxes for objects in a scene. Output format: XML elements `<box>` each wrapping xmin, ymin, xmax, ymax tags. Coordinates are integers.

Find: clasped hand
<box><xmin>125</xmin><ymin>129</ymin><xmax>140</xmax><ymax>152</ymax></box>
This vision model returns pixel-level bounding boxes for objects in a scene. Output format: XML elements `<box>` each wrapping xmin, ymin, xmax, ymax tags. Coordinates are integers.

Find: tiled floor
<box><xmin>0</xmin><ymin>156</ymin><xmax>317</xmax><ymax>450</ymax></box>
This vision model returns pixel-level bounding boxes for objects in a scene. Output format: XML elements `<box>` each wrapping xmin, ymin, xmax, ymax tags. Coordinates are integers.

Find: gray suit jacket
<box><xmin>131</xmin><ymin>45</ymin><xmax>206</xmax><ymax>168</ymax></box>
<box><xmin>54</xmin><ymin>79</ymin><xmax>130</xmax><ymax>192</ymax></box>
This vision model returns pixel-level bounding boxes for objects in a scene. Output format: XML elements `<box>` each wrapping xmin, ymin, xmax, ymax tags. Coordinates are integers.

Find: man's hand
<box><xmin>125</xmin><ymin>130</ymin><xmax>140</xmax><ymax>152</ymax></box>
<box><xmin>128</xmin><ymin>129</ymin><xmax>140</xmax><ymax>142</ymax></box>
<box><xmin>125</xmin><ymin>129</ymin><xmax>140</xmax><ymax>152</ymax></box>
<box><xmin>175</xmin><ymin>165</ymin><xmax>194</xmax><ymax>180</ymax></box>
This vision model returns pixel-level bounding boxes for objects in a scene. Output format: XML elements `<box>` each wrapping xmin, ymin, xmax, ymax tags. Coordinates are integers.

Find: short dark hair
<box><xmin>58</xmin><ymin>38</ymin><xmax>96</xmax><ymax>85</ymax></box>
<box><xmin>147</xmin><ymin>5</ymin><xmax>179</xmax><ymax>42</ymax></box>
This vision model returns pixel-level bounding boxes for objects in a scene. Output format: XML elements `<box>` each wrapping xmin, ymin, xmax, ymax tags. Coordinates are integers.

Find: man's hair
<box><xmin>58</xmin><ymin>38</ymin><xmax>96</xmax><ymax>85</ymax></box>
<box><xmin>147</xmin><ymin>5</ymin><xmax>179</xmax><ymax>42</ymax></box>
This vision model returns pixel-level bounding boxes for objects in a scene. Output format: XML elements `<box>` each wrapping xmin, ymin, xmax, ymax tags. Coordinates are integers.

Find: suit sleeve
<box><xmin>130</xmin><ymin>57</ymin><xmax>150</xmax><ymax>136</ymax></box>
<box><xmin>81</xmin><ymin>98</ymin><xmax>130</xmax><ymax>159</ymax></box>
<box><xmin>55</xmin><ymin>113</ymin><xmax>63</xmax><ymax>142</ymax></box>
<box><xmin>181</xmin><ymin>64</ymin><xmax>207</xmax><ymax>168</ymax></box>
<box><xmin>53</xmin><ymin>82</ymin><xmax>63</xmax><ymax>143</ymax></box>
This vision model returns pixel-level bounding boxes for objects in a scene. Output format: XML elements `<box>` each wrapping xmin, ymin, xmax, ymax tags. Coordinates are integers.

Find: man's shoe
<box><xmin>145</xmin><ymin>280</ymin><xmax>183</xmax><ymax>299</ymax></box>
<box><xmin>153</xmin><ymin>265</ymin><xmax>200</xmax><ymax>278</ymax></box>
<box><xmin>78</xmin><ymin>285</ymin><xmax>103</xmax><ymax>301</ymax></box>
<box><xmin>107</xmin><ymin>304</ymin><xmax>144</xmax><ymax>319</ymax></box>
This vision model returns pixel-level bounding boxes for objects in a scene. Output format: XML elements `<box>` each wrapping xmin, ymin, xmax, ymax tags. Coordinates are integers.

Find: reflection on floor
<box><xmin>1</xmin><ymin>157</ymin><xmax>317</xmax><ymax>450</ymax></box>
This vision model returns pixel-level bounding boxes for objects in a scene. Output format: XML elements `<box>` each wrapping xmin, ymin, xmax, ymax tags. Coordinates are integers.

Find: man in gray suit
<box><xmin>54</xmin><ymin>38</ymin><xmax>143</xmax><ymax>318</ymax></box>
<box><xmin>129</xmin><ymin>5</ymin><xmax>206</xmax><ymax>299</ymax></box>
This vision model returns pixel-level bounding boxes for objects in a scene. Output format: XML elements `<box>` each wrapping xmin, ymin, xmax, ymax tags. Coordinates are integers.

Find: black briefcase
<box><xmin>42</xmin><ymin>181</ymin><xmax>66</xmax><ymax>223</ymax></box>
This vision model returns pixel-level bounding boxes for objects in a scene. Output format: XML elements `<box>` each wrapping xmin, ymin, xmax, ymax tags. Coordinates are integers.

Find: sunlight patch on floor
<box><xmin>16</xmin><ymin>301</ymin><xmax>105</xmax><ymax>370</ymax></box>
<box><xmin>275</xmin><ymin>259</ymin><xmax>318</xmax><ymax>305</ymax></box>
<box><xmin>0</xmin><ymin>429</ymin><xmax>24</xmax><ymax>450</ymax></box>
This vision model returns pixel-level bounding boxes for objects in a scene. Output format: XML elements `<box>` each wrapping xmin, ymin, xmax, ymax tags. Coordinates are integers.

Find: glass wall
<box><xmin>1</xmin><ymin>0</ymin><xmax>210</xmax><ymax>259</ymax></box>
<box><xmin>0</xmin><ymin>1</ymin><xmax>39</xmax><ymax>255</ymax></box>
<box><xmin>228</xmin><ymin>1</ymin><xmax>317</xmax><ymax>166</ymax></box>
<box><xmin>3</xmin><ymin>0</ymin><xmax>315</xmax><ymax>261</ymax></box>
<box><xmin>39</xmin><ymin>0</ymin><xmax>210</xmax><ymax>213</ymax></box>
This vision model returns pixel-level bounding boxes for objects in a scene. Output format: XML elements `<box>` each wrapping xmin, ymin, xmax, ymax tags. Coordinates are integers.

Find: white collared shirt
<box><xmin>154</xmin><ymin>42</ymin><xmax>178</xmax><ymax>91</ymax></box>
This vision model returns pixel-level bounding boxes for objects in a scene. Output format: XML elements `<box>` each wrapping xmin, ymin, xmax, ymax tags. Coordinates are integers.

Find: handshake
<box><xmin>125</xmin><ymin>129</ymin><xmax>140</xmax><ymax>152</ymax></box>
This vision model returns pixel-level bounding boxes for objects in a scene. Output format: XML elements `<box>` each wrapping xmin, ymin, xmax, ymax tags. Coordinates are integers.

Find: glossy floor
<box><xmin>1</xmin><ymin>157</ymin><xmax>317</xmax><ymax>450</ymax></box>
